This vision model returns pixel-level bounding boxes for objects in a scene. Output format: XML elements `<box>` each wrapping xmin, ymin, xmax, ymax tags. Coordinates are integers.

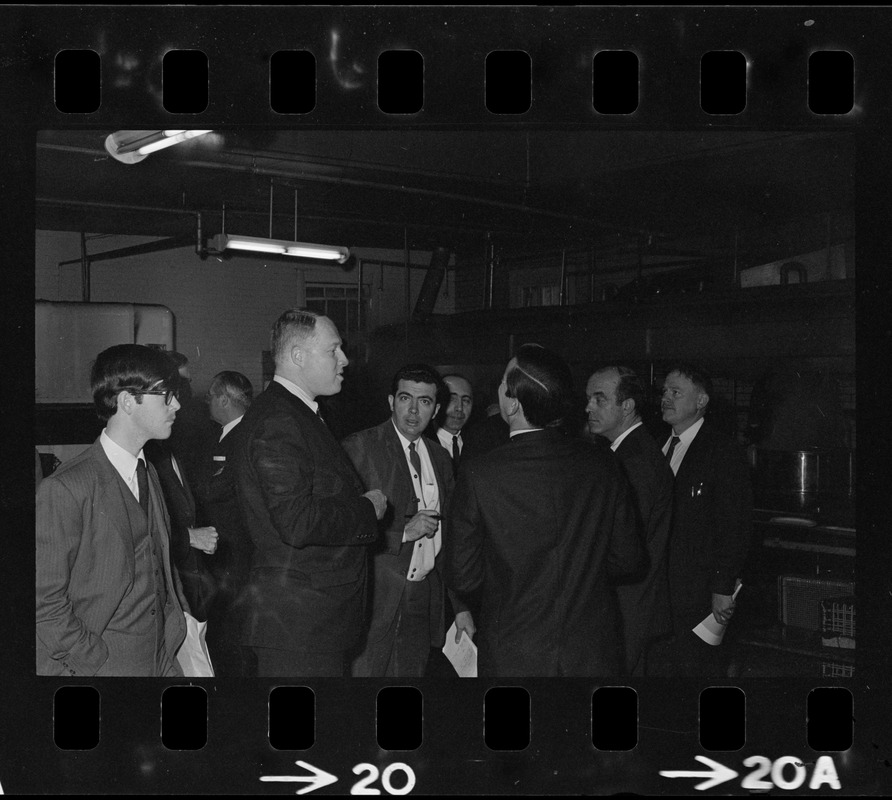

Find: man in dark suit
<box><xmin>586</xmin><ymin>365</ymin><xmax>674</xmax><ymax>676</ymax></box>
<box><xmin>342</xmin><ymin>364</ymin><xmax>473</xmax><ymax>677</ymax></box>
<box><xmin>649</xmin><ymin>363</ymin><xmax>752</xmax><ymax>677</ymax></box>
<box><xmin>232</xmin><ymin>309</ymin><xmax>387</xmax><ymax>677</ymax></box>
<box><xmin>144</xmin><ymin>438</ymin><xmax>218</xmax><ymax>621</ymax></box>
<box><xmin>428</xmin><ymin>373</ymin><xmax>474</xmax><ymax>477</ymax></box>
<box><xmin>194</xmin><ymin>370</ymin><xmax>254</xmax><ymax>676</ymax></box>
<box><xmin>445</xmin><ymin>344</ymin><xmax>644</xmax><ymax>677</ymax></box>
<box><xmin>36</xmin><ymin>344</ymin><xmax>189</xmax><ymax>676</ymax></box>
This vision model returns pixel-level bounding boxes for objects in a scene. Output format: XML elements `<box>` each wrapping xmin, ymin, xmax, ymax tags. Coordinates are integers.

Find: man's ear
<box><xmin>219</xmin><ymin>394</ymin><xmax>230</xmax><ymax>408</ymax></box>
<box><xmin>290</xmin><ymin>344</ymin><xmax>303</xmax><ymax>367</ymax></box>
<box><xmin>697</xmin><ymin>392</ymin><xmax>710</xmax><ymax>410</ymax></box>
<box><xmin>621</xmin><ymin>398</ymin><xmax>635</xmax><ymax>418</ymax></box>
<box><xmin>118</xmin><ymin>391</ymin><xmax>134</xmax><ymax>416</ymax></box>
<box><xmin>433</xmin><ymin>403</ymin><xmax>441</xmax><ymax>419</ymax></box>
<box><xmin>388</xmin><ymin>394</ymin><xmax>395</xmax><ymax>414</ymax></box>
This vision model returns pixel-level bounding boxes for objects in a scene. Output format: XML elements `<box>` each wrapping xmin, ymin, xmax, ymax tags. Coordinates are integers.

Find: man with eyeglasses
<box><xmin>36</xmin><ymin>344</ymin><xmax>191</xmax><ymax>676</ymax></box>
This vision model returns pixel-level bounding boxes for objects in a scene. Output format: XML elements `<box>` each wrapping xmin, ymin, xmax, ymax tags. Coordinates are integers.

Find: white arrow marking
<box><xmin>660</xmin><ymin>755</ymin><xmax>739</xmax><ymax>791</ymax></box>
<box><xmin>260</xmin><ymin>760</ymin><xmax>338</xmax><ymax>795</ymax></box>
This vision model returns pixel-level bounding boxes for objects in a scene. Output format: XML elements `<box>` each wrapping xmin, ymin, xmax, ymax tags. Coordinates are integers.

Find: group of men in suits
<box><xmin>585</xmin><ymin>362</ymin><xmax>753</xmax><ymax>676</ymax></box>
<box><xmin>35</xmin><ymin>305</ymin><xmax>751</xmax><ymax>679</ymax></box>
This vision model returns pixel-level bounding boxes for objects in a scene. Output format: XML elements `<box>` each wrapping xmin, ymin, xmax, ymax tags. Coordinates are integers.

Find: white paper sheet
<box><xmin>442</xmin><ymin>621</ymin><xmax>477</xmax><ymax>677</ymax></box>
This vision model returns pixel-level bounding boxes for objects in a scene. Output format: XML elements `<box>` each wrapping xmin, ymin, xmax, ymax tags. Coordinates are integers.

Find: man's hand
<box><xmin>454</xmin><ymin>610</ymin><xmax>476</xmax><ymax>643</ymax></box>
<box><xmin>403</xmin><ymin>509</ymin><xmax>440</xmax><ymax>542</ymax></box>
<box><xmin>189</xmin><ymin>526</ymin><xmax>219</xmax><ymax>554</ymax></box>
<box><xmin>363</xmin><ymin>489</ymin><xmax>387</xmax><ymax>520</ymax></box>
<box><xmin>712</xmin><ymin>592</ymin><xmax>736</xmax><ymax>625</ymax></box>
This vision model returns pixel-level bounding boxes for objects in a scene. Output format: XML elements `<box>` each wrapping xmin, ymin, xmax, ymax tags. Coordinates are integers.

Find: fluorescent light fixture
<box><xmin>210</xmin><ymin>234</ymin><xmax>350</xmax><ymax>263</ymax></box>
<box><xmin>104</xmin><ymin>129</ymin><xmax>213</xmax><ymax>164</ymax></box>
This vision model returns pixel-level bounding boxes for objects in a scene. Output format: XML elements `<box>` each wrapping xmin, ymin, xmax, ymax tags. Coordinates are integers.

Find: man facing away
<box><xmin>648</xmin><ymin>363</ymin><xmax>752</xmax><ymax>677</ymax></box>
<box><xmin>342</xmin><ymin>364</ymin><xmax>474</xmax><ymax>677</ymax></box>
<box><xmin>196</xmin><ymin>370</ymin><xmax>255</xmax><ymax>676</ymax></box>
<box><xmin>586</xmin><ymin>366</ymin><xmax>674</xmax><ymax>676</ymax></box>
<box><xmin>445</xmin><ymin>344</ymin><xmax>644</xmax><ymax>677</ymax></box>
<box><xmin>232</xmin><ymin>309</ymin><xmax>386</xmax><ymax>677</ymax></box>
<box><xmin>36</xmin><ymin>344</ymin><xmax>189</xmax><ymax>676</ymax></box>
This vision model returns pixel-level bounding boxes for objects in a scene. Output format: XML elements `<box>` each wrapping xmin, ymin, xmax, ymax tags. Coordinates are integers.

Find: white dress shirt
<box><xmin>663</xmin><ymin>416</ymin><xmax>705</xmax><ymax>475</ymax></box>
<box><xmin>610</xmin><ymin>421</ymin><xmax>643</xmax><ymax>452</ymax></box>
<box><xmin>100</xmin><ymin>429</ymin><xmax>145</xmax><ymax>503</ymax></box>
<box><xmin>393</xmin><ymin>423</ymin><xmax>441</xmax><ymax>582</ymax></box>
<box><xmin>273</xmin><ymin>374</ymin><xmax>319</xmax><ymax>414</ymax></box>
<box><xmin>219</xmin><ymin>414</ymin><xmax>244</xmax><ymax>442</ymax></box>
<box><xmin>436</xmin><ymin>426</ymin><xmax>462</xmax><ymax>456</ymax></box>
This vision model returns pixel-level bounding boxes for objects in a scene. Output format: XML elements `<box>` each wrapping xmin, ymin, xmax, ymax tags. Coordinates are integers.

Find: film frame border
<box><xmin>4</xmin><ymin>4</ymin><xmax>891</xmax><ymax>795</ymax></box>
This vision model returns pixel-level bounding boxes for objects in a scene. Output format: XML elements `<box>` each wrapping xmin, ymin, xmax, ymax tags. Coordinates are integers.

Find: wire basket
<box><xmin>821</xmin><ymin>595</ymin><xmax>855</xmax><ymax>648</ymax></box>
<box><xmin>778</xmin><ymin>576</ymin><xmax>854</xmax><ymax>631</ymax></box>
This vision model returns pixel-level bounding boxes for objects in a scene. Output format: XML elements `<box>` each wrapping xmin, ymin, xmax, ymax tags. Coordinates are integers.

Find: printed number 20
<box><xmin>742</xmin><ymin>755</ymin><xmax>841</xmax><ymax>791</ymax></box>
<box><xmin>351</xmin><ymin>762</ymin><xmax>416</xmax><ymax>795</ymax></box>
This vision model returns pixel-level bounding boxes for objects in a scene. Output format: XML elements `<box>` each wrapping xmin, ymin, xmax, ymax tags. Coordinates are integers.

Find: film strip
<box><xmin>4</xmin><ymin>5</ymin><xmax>891</xmax><ymax>795</ymax></box>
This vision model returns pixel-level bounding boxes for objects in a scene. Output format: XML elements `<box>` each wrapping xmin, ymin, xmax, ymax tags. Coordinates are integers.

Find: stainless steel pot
<box><xmin>750</xmin><ymin>447</ymin><xmax>855</xmax><ymax>513</ymax></box>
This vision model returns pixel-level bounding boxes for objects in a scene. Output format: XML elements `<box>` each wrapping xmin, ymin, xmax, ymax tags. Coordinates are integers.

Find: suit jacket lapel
<box><xmin>675</xmin><ymin>423</ymin><xmax>708</xmax><ymax>484</ymax></box>
<box><xmin>90</xmin><ymin>440</ymin><xmax>142</xmax><ymax>552</ymax></box>
<box><xmin>383</xmin><ymin>422</ymin><xmax>417</xmax><ymax>516</ymax></box>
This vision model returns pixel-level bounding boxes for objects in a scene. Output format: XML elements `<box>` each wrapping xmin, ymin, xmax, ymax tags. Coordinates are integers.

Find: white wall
<box><xmin>36</xmin><ymin>231</ymin><xmax>455</xmax><ymax>393</ymax></box>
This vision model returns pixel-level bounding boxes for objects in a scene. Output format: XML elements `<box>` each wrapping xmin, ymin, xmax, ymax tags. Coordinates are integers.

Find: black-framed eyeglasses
<box><xmin>123</xmin><ymin>387</ymin><xmax>179</xmax><ymax>406</ymax></box>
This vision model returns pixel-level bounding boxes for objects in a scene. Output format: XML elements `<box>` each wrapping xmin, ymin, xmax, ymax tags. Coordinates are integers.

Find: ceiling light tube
<box><xmin>211</xmin><ymin>234</ymin><xmax>350</xmax><ymax>263</ymax></box>
<box><xmin>104</xmin><ymin>130</ymin><xmax>213</xmax><ymax>164</ymax></box>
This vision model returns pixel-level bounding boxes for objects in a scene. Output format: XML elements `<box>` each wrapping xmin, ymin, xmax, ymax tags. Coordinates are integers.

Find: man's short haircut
<box><xmin>91</xmin><ymin>344</ymin><xmax>180</xmax><ymax>422</ymax></box>
<box><xmin>270</xmin><ymin>308</ymin><xmax>321</xmax><ymax>364</ymax></box>
<box><xmin>505</xmin><ymin>344</ymin><xmax>574</xmax><ymax>428</ymax></box>
<box><xmin>666</xmin><ymin>361</ymin><xmax>714</xmax><ymax>399</ymax></box>
<box><xmin>599</xmin><ymin>365</ymin><xmax>645</xmax><ymax>416</ymax></box>
<box><xmin>167</xmin><ymin>351</ymin><xmax>189</xmax><ymax>371</ymax></box>
<box><xmin>390</xmin><ymin>363</ymin><xmax>444</xmax><ymax>398</ymax></box>
<box><xmin>208</xmin><ymin>370</ymin><xmax>254</xmax><ymax>411</ymax></box>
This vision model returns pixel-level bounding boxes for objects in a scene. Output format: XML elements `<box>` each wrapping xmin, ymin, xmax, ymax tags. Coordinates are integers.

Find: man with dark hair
<box><xmin>36</xmin><ymin>344</ymin><xmax>189</xmax><ymax>676</ymax></box>
<box><xmin>431</xmin><ymin>374</ymin><xmax>474</xmax><ymax>477</ymax></box>
<box><xmin>233</xmin><ymin>309</ymin><xmax>386</xmax><ymax>677</ymax></box>
<box><xmin>342</xmin><ymin>364</ymin><xmax>473</xmax><ymax>677</ymax></box>
<box><xmin>196</xmin><ymin>370</ymin><xmax>255</xmax><ymax>675</ymax></box>
<box><xmin>586</xmin><ymin>365</ymin><xmax>674</xmax><ymax>675</ymax></box>
<box><xmin>446</xmin><ymin>344</ymin><xmax>643</xmax><ymax>677</ymax></box>
<box><xmin>650</xmin><ymin>362</ymin><xmax>752</xmax><ymax>677</ymax></box>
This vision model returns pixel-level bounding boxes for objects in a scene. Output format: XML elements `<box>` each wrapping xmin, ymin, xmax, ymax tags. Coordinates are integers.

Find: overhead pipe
<box><xmin>80</xmin><ymin>232</ymin><xmax>90</xmax><ymax>302</ymax></box>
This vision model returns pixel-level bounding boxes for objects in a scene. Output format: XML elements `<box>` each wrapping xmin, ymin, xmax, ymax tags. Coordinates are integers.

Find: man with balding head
<box><xmin>586</xmin><ymin>366</ymin><xmax>674</xmax><ymax>675</ymax></box>
<box><xmin>432</xmin><ymin>374</ymin><xmax>473</xmax><ymax>476</ymax></box>
<box><xmin>233</xmin><ymin>309</ymin><xmax>387</xmax><ymax>677</ymax></box>
<box><xmin>196</xmin><ymin>370</ymin><xmax>254</xmax><ymax>675</ymax></box>
<box><xmin>649</xmin><ymin>363</ymin><xmax>752</xmax><ymax>677</ymax></box>
<box><xmin>446</xmin><ymin>345</ymin><xmax>643</xmax><ymax>677</ymax></box>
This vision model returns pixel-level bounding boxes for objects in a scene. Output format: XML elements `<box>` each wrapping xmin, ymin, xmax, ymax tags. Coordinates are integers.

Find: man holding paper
<box><xmin>342</xmin><ymin>364</ymin><xmax>473</xmax><ymax>677</ymax></box>
<box><xmin>446</xmin><ymin>345</ymin><xmax>643</xmax><ymax>677</ymax></box>
<box><xmin>649</xmin><ymin>363</ymin><xmax>753</xmax><ymax>677</ymax></box>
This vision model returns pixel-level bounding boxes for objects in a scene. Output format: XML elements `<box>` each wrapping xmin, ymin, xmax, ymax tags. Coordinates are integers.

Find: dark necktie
<box><xmin>451</xmin><ymin>435</ymin><xmax>461</xmax><ymax>477</ymax></box>
<box><xmin>408</xmin><ymin>441</ymin><xmax>422</xmax><ymax>478</ymax></box>
<box><xmin>665</xmin><ymin>435</ymin><xmax>681</xmax><ymax>462</ymax></box>
<box><xmin>136</xmin><ymin>458</ymin><xmax>149</xmax><ymax>515</ymax></box>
